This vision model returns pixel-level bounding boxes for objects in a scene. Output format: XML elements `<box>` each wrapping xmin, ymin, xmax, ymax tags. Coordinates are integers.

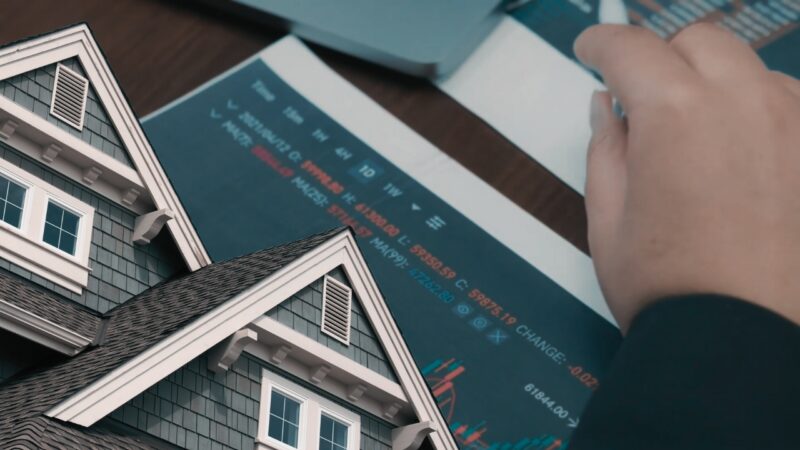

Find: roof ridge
<box><xmin>98</xmin><ymin>226</ymin><xmax>349</xmax><ymax>317</ymax></box>
<box><xmin>212</xmin><ymin>226</ymin><xmax>349</xmax><ymax>264</ymax></box>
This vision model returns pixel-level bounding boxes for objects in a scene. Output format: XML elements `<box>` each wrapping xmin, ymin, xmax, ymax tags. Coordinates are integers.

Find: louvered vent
<box><xmin>50</xmin><ymin>64</ymin><xmax>89</xmax><ymax>130</ymax></box>
<box><xmin>321</xmin><ymin>275</ymin><xmax>352</xmax><ymax>345</ymax></box>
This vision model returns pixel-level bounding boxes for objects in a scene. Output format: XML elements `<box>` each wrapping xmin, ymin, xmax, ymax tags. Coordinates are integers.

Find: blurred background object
<box><xmin>195</xmin><ymin>0</ymin><xmax>505</xmax><ymax>77</ymax></box>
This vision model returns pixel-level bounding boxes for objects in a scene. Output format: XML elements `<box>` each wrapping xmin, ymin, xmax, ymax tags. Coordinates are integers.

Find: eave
<box><xmin>0</xmin><ymin>299</ymin><xmax>92</xmax><ymax>356</ymax></box>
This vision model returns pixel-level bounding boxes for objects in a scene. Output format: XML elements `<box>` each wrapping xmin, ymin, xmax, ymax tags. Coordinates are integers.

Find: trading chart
<box><xmin>513</xmin><ymin>0</ymin><xmax>800</xmax><ymax>78</ymax></box>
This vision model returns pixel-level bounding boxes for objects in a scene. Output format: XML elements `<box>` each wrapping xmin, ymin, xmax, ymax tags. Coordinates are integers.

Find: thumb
<box><xmin>586</xmin><ymin>91</ymin><xmax>628</xmax><ymax>257</ymax></box>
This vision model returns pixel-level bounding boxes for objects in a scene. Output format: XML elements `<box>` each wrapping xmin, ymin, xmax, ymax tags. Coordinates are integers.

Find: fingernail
<box><xmin>590</xmin><ymin>90</ymin><xmax>608</xmax><ymax>133</ymax></box>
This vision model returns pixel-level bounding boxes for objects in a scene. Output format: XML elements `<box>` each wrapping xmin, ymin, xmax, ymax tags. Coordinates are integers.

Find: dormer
<box><xmin>0</xmin><ymin>24</ymin><xmax>210</xmax><ymax>313</ymax></box>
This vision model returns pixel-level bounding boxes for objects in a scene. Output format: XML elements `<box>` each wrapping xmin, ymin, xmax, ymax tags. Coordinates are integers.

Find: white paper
<box><xmin>437</xmin><ymin>17</ymin><xmax>602</xmax><ymax>194</ymax></box>
<box><xmin>146</xmin><ymin>35</ymin><xmax>615</xmax><ymax>325</ymax></box>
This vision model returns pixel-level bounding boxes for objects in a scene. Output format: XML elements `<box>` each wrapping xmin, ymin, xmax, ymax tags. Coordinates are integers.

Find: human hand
<box><xmin>574</xmin><ymin>23</ymin><xmax>800</xmax><ymax>332</ymax></box>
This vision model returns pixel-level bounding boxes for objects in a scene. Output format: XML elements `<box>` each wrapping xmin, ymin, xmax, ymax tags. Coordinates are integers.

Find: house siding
<box><xmin>0</xmin><ymin>142</ymin><xmax>185</xmax><ymax>313</ymax></box>
<box><xmin>0</xmin><ymin>57</ymin><xmax>133</xmax><ymax>167</ymax></box>
<box><xmin>265</xmin><ymin>267</ymin><xmax>398</xmax><ymax>382</ymax></box>
<box><xmin>110</xmin><ymin>352</ymin><xmax>394</xmax><ymax>450</ymax></box>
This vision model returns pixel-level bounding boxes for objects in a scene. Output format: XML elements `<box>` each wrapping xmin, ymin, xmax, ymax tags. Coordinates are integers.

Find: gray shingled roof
<box><xmin>0</xmin><ymin>270</ymin><xmax>102</xmax><ymax>339</ymax></box>
<box><xmin>3</xmin><ymin>416</ymin><xmax>173</xmax><ymax>449</ymax></box>
<box><xmin>0</xmin><ymin>227</ymin><xmax>346</xmax><ymax>448</ymax></box>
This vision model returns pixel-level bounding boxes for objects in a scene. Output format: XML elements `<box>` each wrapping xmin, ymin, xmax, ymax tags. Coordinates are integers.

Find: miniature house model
<box><xmin>0</xmin><ymin>25</ymin><xmax>456</xmax><ymax>450</ymax></box>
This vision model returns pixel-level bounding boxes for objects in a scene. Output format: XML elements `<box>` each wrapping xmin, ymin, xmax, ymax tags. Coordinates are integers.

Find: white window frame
<box><xmin>39</xmin><ymin>195</ymin><xmax>85</xmax><ymax>258</ymax></box>
<box><xmin>0</xmin><ymin>157</ymin><xmax>94</xmax><ymax>294</ymax></box>
<box><xmin>263</xmin><ymin>383</ymin><xmax>308</xmax><ymax>450</ymax></box>
<box><xmin>0</xmin><ymin>168</ymin><xmax>32</xmax><ymax>233</ymax></box>
<box><xmin>257</xmin><ymin>369</ymin><xmax>360</xmax><ymax>450</ymax></box>
<box><xmin>317</xmin><ymin>409</ymin><xmax>358</xmax><ymax>450</ymax></box>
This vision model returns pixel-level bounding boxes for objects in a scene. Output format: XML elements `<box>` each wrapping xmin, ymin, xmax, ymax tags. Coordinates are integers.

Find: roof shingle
<box><xmin>0</xmin><ymin>270</ymin><xmax>102</xmax><ymax>339</ymax></box>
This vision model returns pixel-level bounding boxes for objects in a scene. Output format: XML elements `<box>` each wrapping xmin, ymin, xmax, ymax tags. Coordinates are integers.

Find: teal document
<box><xmin>144</xmin><ymin>37</ymin><xmax>620</xmax><ymax>449</ymax></box>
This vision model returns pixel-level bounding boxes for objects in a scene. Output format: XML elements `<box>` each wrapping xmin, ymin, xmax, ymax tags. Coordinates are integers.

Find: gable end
<box><xmin>0</xmin><ymin>57</ymin><xmax>133</xmax><ymax>168</ymax></box>
<box><xmin>43</xmin><ymin>229</ymin><xmax>456</xmax><ymax>450</ymax></box>
<box><xmin>265</xmin><ymin>268</ymin><xmax>399</xmax><ymax>382</ymax></box>
<box><xmin>0</xmin><ymin>25</ymin><xmax>209</xmax><ymax>270</ymax></box>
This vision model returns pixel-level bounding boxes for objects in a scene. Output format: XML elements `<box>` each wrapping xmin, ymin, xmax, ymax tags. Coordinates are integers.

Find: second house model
<box><xmin>0</xmin><ymin>24</ymin><xmax>456</xmax><ymax>450</ymax></box>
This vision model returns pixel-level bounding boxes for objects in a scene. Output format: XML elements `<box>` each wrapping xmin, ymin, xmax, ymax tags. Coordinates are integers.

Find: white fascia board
<box><xmin>0</xmin><ymin>24</ymin><xmax>210</xmax><ymax>271</ymax></box>
<box><xmin>334</xmin><ymin>234</ymin><xmax>458</xmax><ymax>450</ymax></box>
<box><xmin>0</xmin><ymin>231</ymin><xmax>89</xmax><ymax>294</ymax></box>
<box><xmin>73</xmin><ymin>27</ymin><xmax>210</xmax><ymax>271</ymax></box>
<box><xmin>0</xmin><ymin>127</ymin><xmax>147</xmax><ymax>214</ymax></box>
<box><xmin>0</xmin><ymin>299</ymin><xmax>92</xmax><ymax>356</ymax></box>
<box><xmin>0</xmin><ymin>95</ymin><xmax>144</xmax><ymax>189</ymax></box>
<box><xmin>249</xmin><ymin>315</ymin><xmax>408</xmax><ymax>403</ymax></box>
<box><xmin>45</xmin><ymin>229</ymin><xmax>458</xmax><ymax>450</ymax></box>
<box><xmin>246</xmin><ymin>343</ymin><xmax>407</xmax><ymax>426</ymax></box>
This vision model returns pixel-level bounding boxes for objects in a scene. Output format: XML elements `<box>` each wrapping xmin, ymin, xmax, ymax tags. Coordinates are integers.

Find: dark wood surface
<box><xmin>1</xmin><ymin>0</ymin><xmax>589</xmax><ymax>253</ymax></box>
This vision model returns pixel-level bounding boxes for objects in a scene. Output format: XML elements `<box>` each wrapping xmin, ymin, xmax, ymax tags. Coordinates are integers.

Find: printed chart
<box><xmin>144</xmin><ymin>37</ymin><xmax>620</xmax><ymax>447</ymax></box>
<box><xmin>513</xmin><ymin>0</ymin><xmax>800</xmax><ymax>76</ymax></box>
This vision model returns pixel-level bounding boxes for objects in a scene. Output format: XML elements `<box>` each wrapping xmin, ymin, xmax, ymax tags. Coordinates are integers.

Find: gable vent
<box><xmin>321</xmin><ymin>275</ymin><xmax>352</xmax><ymax>345</ymax></box>
<box><xmin>50</xmin><ymin>64</ymin><xmax>89</xmax><ymax>130</ymax></box>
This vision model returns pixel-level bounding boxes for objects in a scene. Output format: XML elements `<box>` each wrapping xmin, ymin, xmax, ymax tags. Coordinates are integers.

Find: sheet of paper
<box><xmin>439</xmin><ymin>0</ymin><xmax>800</xmax><ymax>194</ymax></box>
<box><xmin>143</xmin><ymin>36</ymin><xmax>620</xmax><ymax>447</ymax></box>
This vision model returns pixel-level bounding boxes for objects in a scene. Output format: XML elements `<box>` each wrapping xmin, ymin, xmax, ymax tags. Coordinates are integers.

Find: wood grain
<box><xmin>0</xmin><ymin>0</ymin><xmax>590</xmax><ymax>254</ymax></box>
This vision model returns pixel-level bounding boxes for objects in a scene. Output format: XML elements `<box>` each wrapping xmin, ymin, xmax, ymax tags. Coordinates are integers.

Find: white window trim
<box><xmin>0</xmin><ymin>157</ymin><xmax>94</xmax><ymax>294</ymax></box>
<box><xmin>257</xmin><ymin>369</ymin><xmax>360</xmax><ymax>450</ymax></box>
<box><xmin>40</xmin><ymin>194</ymin><xmax>86</xmax><ymax>259</ymax></box>
<box><xmin>262</xmin><ymin>384</ymin><xmax>308</xmax><ymax>450</ymax></box>
<box><xmin>0</xmin><ymin>166</ymin><xmax>33</xmax><ymax>234</ymax></box>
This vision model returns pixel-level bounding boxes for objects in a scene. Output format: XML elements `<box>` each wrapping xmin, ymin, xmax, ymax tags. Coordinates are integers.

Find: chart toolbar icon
<box><xmin>426</xmin><ymin>215</ymin><xmax>446</xmax><ymax>230</ymax></box>
<box><xmin>348</xmin><ymin>159</ymin><xmax>384</xmax><ymax>184</ymax></box>
<box><xmin>487</xmin><ymin>329</ymin><xmax>509</xmax><ymax>345</ymax></box>
<box><xmin>453</xmin><ymin>303</ymin><xmax>472</xmax><ymax>318</ymax></box>
<box><xmin>469</xmin><ymin>316</ymin><xmax>490</xmax><ymax>331</ymax></box>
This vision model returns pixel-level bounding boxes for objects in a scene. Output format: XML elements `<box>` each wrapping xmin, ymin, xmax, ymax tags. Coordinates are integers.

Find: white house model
<box><xmin>0</xmin><ymin>24</ymin><xmax>456</xmax><ymax>450</ymax></box>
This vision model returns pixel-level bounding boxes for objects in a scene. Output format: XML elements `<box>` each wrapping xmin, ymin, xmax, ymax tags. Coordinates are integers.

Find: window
<box><xmin>319</xmin><ymin>415</ymin><xmax>348</xmax><ymax>450</ymax></box>
<box><xmin>257</xmin><ymin>370</ymin><xmax>359</xmax><ymax>450</ymax></box>
<box><xmin>0</xmin><ymin>160</ymin><xmax>94</xmax><ymax>294</ymax></box>
<box><xmin>43</xmin><ymin>201</ymin><xmax>80</xmax><ymax>255</ymax></box>
<box><xmin>269</xmin><ymin>390</ymin><xmax>302</xmax><ymax>447</ymax></box>
<box><xmin>0</xmin><ymin>174</ymin><xmax>26</xmax><ymax>228</ymax></box>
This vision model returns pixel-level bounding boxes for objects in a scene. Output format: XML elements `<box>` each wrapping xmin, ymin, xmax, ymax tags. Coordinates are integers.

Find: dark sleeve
<box><xmin>568</xmin><ymin>295</ymin><xmax>800</xmax><ymax>450</ymax></box>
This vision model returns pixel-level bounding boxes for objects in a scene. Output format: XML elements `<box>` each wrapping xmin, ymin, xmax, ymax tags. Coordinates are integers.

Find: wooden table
<box><xmin>0</xmin><ymin>0</ymin><xmax>589</xmax><ymax>253</ymax></box>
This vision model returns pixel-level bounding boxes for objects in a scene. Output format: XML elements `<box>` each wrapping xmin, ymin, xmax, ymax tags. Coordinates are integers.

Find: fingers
<box><xmin>575</xmin><ymin>25</ymin><xmax>695</xmax><ymax>113</ymax></box>
<box><xmin>585</xmin><ymin>91</ymin><xmax>628</xmax><ymax>258</ymax></box>
<box><xmin>669</xmin><ymin>22</ymin><xmax>766</xmax><ymax>81</ymax></box>
<box><xmin>774</xmin><ymin>71</ymin><xmax>800</xmax><ymax>98</ymax></box>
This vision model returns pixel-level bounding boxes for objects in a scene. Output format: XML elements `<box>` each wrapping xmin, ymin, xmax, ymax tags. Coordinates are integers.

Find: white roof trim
<box><xmin>0</xmin><ymin>24</ymin><xmax>210</xmax><ymax>270</ymax></box>
<box><xmin>0</xmin><ymin>95</ymin><xmax>145</xmax><ymax>191</ymax></box>
<box><xmin>0</xmin><ymin>299</ymin><xmax>93</xmax><ymax>356</ymax></box>
<box><xmin>248</xmin><ymin>315</ymin><xmax>408</xmax><ymax>403</ymax></box>
<box><xmin>45</xmin><ymin>229</ymin><xmax>457</xmax><ymax>450</ymax></box>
